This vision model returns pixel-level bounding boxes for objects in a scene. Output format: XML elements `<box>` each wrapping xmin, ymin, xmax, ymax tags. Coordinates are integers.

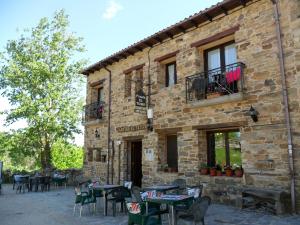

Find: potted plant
<box><xmin>224</xmin><ymin>166</ymin><xmax>233</xmax><ymax>177</ymax></box>
<box><xmin>199</xmin><ymin>163</ymin><xmax>209</xmax><ymax>175</ymax></box>
<box><xmin>209</xmin><ymin>166</ymin><xmax>217</xmax><ymax>176</ymax></box>
<box><xmin>234</xmin><ymin>165</ymin><xmax>243</xmax><ymax>177</ymax></box>
<box><xmin>216</xmin><ymin>164</ymin><xmax>222</xmax><ymax>176</ymax></box>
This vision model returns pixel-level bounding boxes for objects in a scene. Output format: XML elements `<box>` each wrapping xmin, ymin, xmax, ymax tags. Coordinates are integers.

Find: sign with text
<box><xmin>135</xmin><ymin>90</ymin><xmax>146</xmax><ymax>108</ymax></box>
<box><xmin>116</xmin><ymin>124</ymin><xmax>147</xmax><ymax>133</ymax></box>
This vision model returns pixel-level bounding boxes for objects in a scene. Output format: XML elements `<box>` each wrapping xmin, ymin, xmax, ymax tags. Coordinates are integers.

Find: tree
<box><xmin>51</xmin><ymin>139</ymin><xmax>83</xmax><ymax>170</ymax></box>
<box><xmin>0</xmin><ymin>10</ymin><xmax>85</xmax><ymax>169</ymax></box>
<box><xmin>0</xmin><ymin>130</ymin><xmax>40</xmax><ymax>171</ymax></box>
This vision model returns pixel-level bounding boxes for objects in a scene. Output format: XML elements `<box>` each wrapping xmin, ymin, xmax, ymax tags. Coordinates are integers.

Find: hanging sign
<box><xmin>135</xmin><ymin>90</ymin><xmax>146</xmax><ymax>107</ymax></box>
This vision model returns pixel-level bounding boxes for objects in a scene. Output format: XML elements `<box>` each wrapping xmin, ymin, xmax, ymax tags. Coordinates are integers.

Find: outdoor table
<box><xmin>146</xmin><ymin>194</ymin><xmax>193</xmax><ymax>225</ymax></box>
<box><xmin>143</xmin><ymin>184</ymin><xmax>179</xmax><ymax>193</ymax></box>
<box><xmin>93</xmin><ymin>184</ymin><xmax>122</xmax><ymax>216</ymax></box>
<box><xmin>29</xmin><ymin>176</ymin><xmax>49</xmax><ymax>191</ymax></box>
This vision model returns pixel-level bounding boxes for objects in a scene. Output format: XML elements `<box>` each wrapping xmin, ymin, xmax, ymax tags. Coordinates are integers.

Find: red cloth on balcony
<box><xmin>226</xmin><ymin>67</ymin><xmax>241</xmax><ymax>84</ymax></box>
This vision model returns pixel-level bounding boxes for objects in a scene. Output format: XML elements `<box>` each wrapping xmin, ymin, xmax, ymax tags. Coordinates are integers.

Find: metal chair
<box><xmin>14</xmin><ymin>175</ymin><xmax>29</xmax><ymax>193</ymax></box>
<box><xmin>106</xmin><ymin>186</ymin><xmax>131</xmax><ymax>216</ymax></box>
<box><xmin>178</xmin><ymin>196</ymin><xmax>211</xmax><ymax>225</ymax></box>
<box><xmin>172</xmin><ymin>178</ymin><xmax>187</xmax><ymax>194</ymax></box>
<box><xmin>41</xmin><ymin>176</ymin><xmax>51</xmax><ymax>192</ymax></box>
<box><xmin>175</xmin><ymin>185</ymin><xmax>203</xmax><ymax>213</ymax></box>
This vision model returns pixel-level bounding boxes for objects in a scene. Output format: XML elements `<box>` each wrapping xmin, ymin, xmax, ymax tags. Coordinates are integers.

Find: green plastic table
<box><xmin>146</xmin><ymin>194</ymin><xmax>194</xmax><ymax>225</ymax></box>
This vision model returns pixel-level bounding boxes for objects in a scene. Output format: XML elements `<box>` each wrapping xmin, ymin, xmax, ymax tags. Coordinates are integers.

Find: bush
<box><xmin>51</xmin><ymin>139</ymin><xmax>84</xmax><ymax>170</ymax></box>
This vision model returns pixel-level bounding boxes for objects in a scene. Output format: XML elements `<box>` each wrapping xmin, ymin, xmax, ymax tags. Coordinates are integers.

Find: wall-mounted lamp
<box><xmin>147</xmin><ymin>108</ymin><xmax>153</xmax><ymax>132</ymax></box>
<box><xmin>95</xmin><ymin>128</ymin><xmax>100</xmax><ymax>138</ymax></box>
<box><xmin>248</xmin><ymin>106</ymin><xmax>258</xmax><ymax>122</ymax></box>
<box><xmin>116</xmin><ymin>140</ymin><xmax>122</xmax><ymax>146</ymax></box>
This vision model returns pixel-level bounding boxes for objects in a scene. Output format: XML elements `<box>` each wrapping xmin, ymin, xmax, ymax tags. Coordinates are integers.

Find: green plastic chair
<box><xmin>126</xmin><ymin>201</ymin><xmax>162</xmax><ymax>225</ymax></box>
<box><xmin>73</xmin><ymin>188</ymin><xmax>96</xmax><ymax>217</ymax></box>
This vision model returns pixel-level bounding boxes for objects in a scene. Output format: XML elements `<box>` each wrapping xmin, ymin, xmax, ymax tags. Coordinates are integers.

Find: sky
<box><xmin>0</xmin><ymin>0</ymin><xmax>222</xmax><ymax>145</ymax></box>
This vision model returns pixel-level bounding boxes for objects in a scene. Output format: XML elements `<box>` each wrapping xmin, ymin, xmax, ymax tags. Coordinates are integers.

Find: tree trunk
<box><xmin>41</xmin><ymin>149</ymin><xmax>46</xmax><ymax>169</ymax></box>
<box><xmin>40</xmin><ymin>143</ymin><xmax>52</xmax><ymax>170</ymax></box>
<box><xmin>44</xmin><ymin>141</ymin><xmax>52</xmax><ymax>169</ymax></box>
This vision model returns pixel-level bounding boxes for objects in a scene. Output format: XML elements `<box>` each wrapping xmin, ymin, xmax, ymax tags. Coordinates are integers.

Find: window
<box><xmin>205</xmin><ymin>41</ymin><xmax>237</xmax><ymax>82</ymax></box>
<box><xmin>165</xmin><ymin>62</ymin><xmax>177</xmax><ymax>87</ymax></box>
<box><xmin>97</xmin><ymin>87</ymin><xmax>104</xmax><ymax>103</ymax></box>
<box><xmin>207</xmin><ymin>130</ymin><xmax>241</xmax><ymax>167</ymax></box>
<box><xmin>125</xmin><ymin>72</ymin><xmax>132</xmax><ymax>97</ymax></box>
<box><xmin>87</xmin><ymin>149</ymin><xmax>93</xmax><ymax>162</ymax></box>
<box><xmin>135</xmin><ymin>69</ymin><xmax>143</xmax><ymax>93</ymax></box>
<box><xmin>90</xmin><ymin>148</ymin><xmax>107</xmax><ymax>163</ymax></box>
<box><xmin>166</xmin><ymin>135</ymin><xmax>178</xmax><ymax>172</ymax></box>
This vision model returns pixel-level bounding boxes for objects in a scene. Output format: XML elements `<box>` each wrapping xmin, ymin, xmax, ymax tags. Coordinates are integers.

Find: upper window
<box><xmin>205</xmin><ymin>42</ymin><xmax>237</xmax><ymax>82</ymax></box>
<box><xmin>165</xmin><ymin>62</ymin><xmax>177</xmax><ymax>87</ymax></box>
<box><xmin>135</xmin><ymin>69</ymin><xmax>143</xmax><ymax>93</ymax></box>
<box><xmin>97</xmin><ymin>87</ymin><xmax>104</xmax><ymax>103</ymax></box>
<box><xmin>124</xmin><ymin>72</ymin><xmax>132</xmax><ymax>98</ymax></box>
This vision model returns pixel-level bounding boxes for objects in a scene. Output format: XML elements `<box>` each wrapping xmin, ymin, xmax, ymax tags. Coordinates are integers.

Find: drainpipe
<box><xmin>271</xmin><ymin>0</ymin><xmax>296</xmax><ymax>213</ymax></box>
<box><xmin>147</xmin><ymin>47</ymin><xmax>153</xmax><ymax>107</ymax></box>
<box><xmin>104</xmin><ymin>66</ymin><xmax>112</xmax><ymax>184</ymax></box>
<box><xmin>147</xmin><ymin>47</ymin><xmax>154</xmax><ymax>131</ymax></box>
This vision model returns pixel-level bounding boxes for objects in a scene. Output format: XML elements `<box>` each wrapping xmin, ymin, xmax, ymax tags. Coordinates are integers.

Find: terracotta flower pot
<box><xmin>216</xmin><ymin>170</ymin><xmax>222</xmax><ymax>176</ymax></box>
<box><xmin>200</xmin><ymin>168</ymin><xmax>209</xmax><ymax>175</ymax></box>
<box><xmin>225</xmin><ymin>168</ymin><xmax>233</xmax><ymax>177</ymax></box>
<box><xmin>235</xmin><ymin>169</ymin><xmax>243</xmax><ymax>177</ymax></box>
<box><xmin>210</xmin><ymin>168</ymin><xmax>217</xmax><ymax>176</ymax></box>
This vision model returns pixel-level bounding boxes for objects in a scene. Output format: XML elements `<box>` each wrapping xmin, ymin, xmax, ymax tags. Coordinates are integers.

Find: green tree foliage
<box><xmin>0</xmin><ymin>10</ymin><xmax>86</xmax><ymax>169</ymax></box>
<box><xmin>0</xmin><ymin>131</ymin><xmax>83</xmax><ymax>171</ymax></box>
<box><xmin>0</xmin><ymin>130</ymin><xmax>40</xmax><ymax>171</ymax></box>
<box><xmin>51</xmin><ymin>139</ymin><xmax>83</xmax><ymax>170</ymax></box>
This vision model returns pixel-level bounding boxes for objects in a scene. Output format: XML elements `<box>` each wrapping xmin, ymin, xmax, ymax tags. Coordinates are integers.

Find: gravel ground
<box><xmin>0</xmin><ymin>184</ymin><xmax>300</xmax><ymax>225</ymax></box>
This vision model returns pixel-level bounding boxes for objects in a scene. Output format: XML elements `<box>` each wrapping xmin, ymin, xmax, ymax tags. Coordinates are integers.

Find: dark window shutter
<box><xmin>207</xmin><ymin>133</ymin><xmax>215</xmax><ymax>167</ymax></box>
<box><xmin>167</xmin><ymin>135</ymin><xmax>178</xmax><ymax>170</ymax></box>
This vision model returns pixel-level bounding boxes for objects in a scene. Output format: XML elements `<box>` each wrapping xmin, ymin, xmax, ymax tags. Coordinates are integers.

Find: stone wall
<box><xmin>83</xmin><ymin>0</ymin><xmax>300</xmax><ymax>210</ymax></box>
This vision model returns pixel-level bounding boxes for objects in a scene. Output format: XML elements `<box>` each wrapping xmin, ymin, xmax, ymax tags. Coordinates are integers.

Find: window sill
<box><xmin>188</xmin><ymin>92</ymin><xmax>243</xmax><ymax>108</ymax></box>
<box><xmin>200</xmin><ymin>174</ymin><xmax>243</xmax><ymax>178</ymax></box>
<box><xmin>82</xmin><ymin>119</ymin><xmax>105</xmax><ymax>126</ymax></box>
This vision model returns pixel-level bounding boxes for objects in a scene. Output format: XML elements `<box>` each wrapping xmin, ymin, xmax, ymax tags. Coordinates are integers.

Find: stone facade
<box><xmin>82</xmin><ymin>0</ymin><xmax>300</xmax><ymax>211</ymax></box>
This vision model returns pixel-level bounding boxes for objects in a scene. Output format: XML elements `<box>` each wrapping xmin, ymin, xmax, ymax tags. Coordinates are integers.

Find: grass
<box><xmin>215</xmin><ymin>147</ymin><xmax>242</xmax><ymax>166</ymax></box>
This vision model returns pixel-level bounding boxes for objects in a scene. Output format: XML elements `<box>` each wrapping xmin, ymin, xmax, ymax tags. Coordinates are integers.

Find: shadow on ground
<box><xmin>0</xmin><ymin>184</ymin><xmax>299</xmax><ymax>225</ymax></box>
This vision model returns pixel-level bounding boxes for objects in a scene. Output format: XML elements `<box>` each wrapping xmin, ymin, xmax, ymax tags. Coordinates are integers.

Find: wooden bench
<box><xmin>242</xmin><ymin>188</ymin><xmax>291</xmax><ymax>215</ymax></box>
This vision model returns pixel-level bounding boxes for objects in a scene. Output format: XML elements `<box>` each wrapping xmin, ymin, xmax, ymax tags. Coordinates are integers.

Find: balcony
<box><xmin>82</xmin><ymin>101</ymin><xmax>105</xmax><ymax>124</ymax></box>
<box><xmin>186</xmin><ymin>62</ymin><xmax>245</xmax><ymax>103</ymax></box>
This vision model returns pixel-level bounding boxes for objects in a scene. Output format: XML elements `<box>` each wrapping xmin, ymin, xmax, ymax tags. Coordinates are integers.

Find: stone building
<box><xmin>81</xmin><ymin>0</ymin><xmax>300</xmax><ymax>211</ymax></box>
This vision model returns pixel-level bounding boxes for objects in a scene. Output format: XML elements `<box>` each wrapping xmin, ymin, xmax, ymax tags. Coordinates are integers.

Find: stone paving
<box><xmin>0</xmin><ymin>184</ymin><xmax>300</xmax><ymax>225</ymax></box>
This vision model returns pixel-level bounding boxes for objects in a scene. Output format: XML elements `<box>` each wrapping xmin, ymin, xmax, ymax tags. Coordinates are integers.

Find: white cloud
<box><xmin>102</xmin><ymin>0</ymin><xmax>123</xmax><ymax>20</ymax></box>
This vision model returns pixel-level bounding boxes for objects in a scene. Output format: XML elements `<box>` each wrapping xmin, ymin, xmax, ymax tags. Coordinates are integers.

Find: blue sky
<box><xmin>0</xmin><ymin>0</ymin><xmax>221</xmax><ymax>145</ymax></box>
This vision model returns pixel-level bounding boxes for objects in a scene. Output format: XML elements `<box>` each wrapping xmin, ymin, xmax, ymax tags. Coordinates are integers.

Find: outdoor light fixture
<box><xmin>147</xmin><ymin>108</ymin><xmax>153</xmax><ymax>132</ymax></box>
<box><xmin>249</xmin><ymin>106</ymin><xmax>258</xmax><ymax>122</ymax></box>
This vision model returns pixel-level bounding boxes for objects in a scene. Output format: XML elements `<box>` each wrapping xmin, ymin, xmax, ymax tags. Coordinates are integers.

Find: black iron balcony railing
<box><xmin>186</xmin><ymin>62</ymin><xmax>245</xmax><ymax>102</ymax></box>
<box><xmin>82</xmin><ymin>101</ymin><xmax>105</xmax><ymax>123</ymax></box>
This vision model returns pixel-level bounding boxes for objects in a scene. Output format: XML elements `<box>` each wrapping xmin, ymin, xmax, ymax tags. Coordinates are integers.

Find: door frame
<box><xmin>126</xmin><ymin>139</ymin><xmax>143</xmax><ymax>187</ymax></box>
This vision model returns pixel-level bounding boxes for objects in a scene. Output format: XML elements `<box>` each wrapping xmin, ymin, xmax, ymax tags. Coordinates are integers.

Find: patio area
<box><xmin>0</xmin><ymin>184</ymin><xmax>300</xmax><ymax>225</ymax></box>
